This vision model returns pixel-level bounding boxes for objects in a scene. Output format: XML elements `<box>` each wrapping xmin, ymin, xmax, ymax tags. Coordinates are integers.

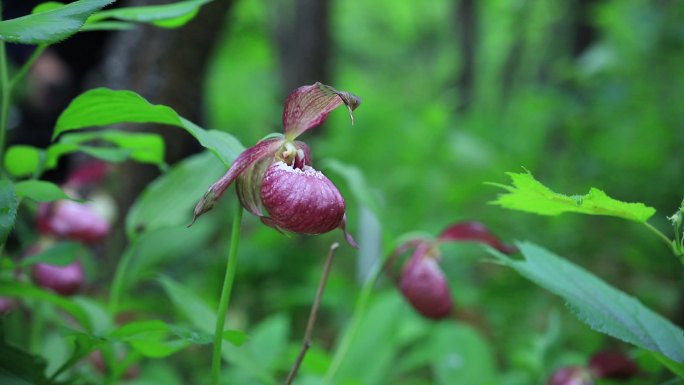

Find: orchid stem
<box><xmin>8</xmin><ymin>44</ymin><xmax>47</xmax><ymax>92</ymax></box>
<box><xmin>211</xmin><ymin>202</ymin><xmax>243</xmax><ymax>385</ymax></box>
<box><xmin>108</xmin><ymin>248</ymin><xmax>134</xmax><ymax>318</ymax></box>
<box><xmin>285</xmin><ymin>242</ymin><xmax>339</xmax><ymax>385</ymax></box>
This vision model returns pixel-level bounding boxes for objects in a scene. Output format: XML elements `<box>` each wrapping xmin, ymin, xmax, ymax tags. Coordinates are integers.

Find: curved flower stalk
<box><xmin>191</xmin><ymin>82</ymin><xmax>361</xmax><ymax>246</ymax></box>
<box><xmin>387</xmin><ymin>221</ymin><xmax>517</xmax><ymax>320</ymax></box>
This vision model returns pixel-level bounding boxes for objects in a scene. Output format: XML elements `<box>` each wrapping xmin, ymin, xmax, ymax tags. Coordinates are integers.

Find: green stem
<box><xmin>29</xmin><ymin>301</ymin><xmax>45</xmax><ymax>353</ymax></box>
<box><xmin>0</xmin><ymin>4</ymin><xmax>10</xmax><ymax>172</ymax></box>
<box><xmin>643</xmin><ymin>222</ymin><xmax>677</xmax><ymax>255</ymax></box>
<box><xmin>8</xmin><ymin>44</ymin><xmax>47</xmax><ymax>92</ymax></box>
<box><xmin>211</xmin><ymin>202</ymin><xmax>243</xmax><ymax>385</ymax></box>
<box><xmin>108</xmin><ymin>247</ymin><xmax>136</xmax><ymax>318</ymax></box>
<box><xmin>322</xmin><ymin>262</ymin><xmax>382</xmax><ymax>385</ymax></box>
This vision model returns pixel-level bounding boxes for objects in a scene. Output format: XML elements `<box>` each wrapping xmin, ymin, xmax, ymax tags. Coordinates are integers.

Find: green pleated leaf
<box><xmin>489</xmin><ymin>242</ymin><xmax>684</xmax><ymax>362</ymax></box>
<box><xmin>0</xmin><ymin>281</ymin><xmax>92</xmax><ymax>331</ymax></box>
<box><xmin>489</xmin><ymin>171</ymin><xmax>656</xmax><ymax>222</ymax></box>
<box><xmin>14</xmin><ymin>180</ymin><xmax>75</xmax><ymax>202</ymax></box>
<box><xmin>80</xmin><ymin>20</ymin><xmax>135</xmax><ymax>31</ymax></box>
<box><xmin>58</xmin><ymin>129</ymin><xmax>166</xmax><ymax>166</ymax></box>
<box><xmin>157</xmin><ymin>275</ymin><xmax>216</xmax><ymax>334</ymax></box>
<box><xmin>53</xmin><ymin>88</ymin><xmax>243</xmax><ymax>166</ymax></box>
<box><xmin>0</xmin><ymin>340</ymin><xmax>51</xmax><ymax>385</ymax></box>
<box><xmin>53</xmin><ymin>88</ymin><xmax>180</xmax><ymax>138</ymax></box>
<box><xmin>321</xmin><ymin>159</ymin><xmax>382</xmax><ymax>216</ymax></box>
<box><xmin>0</xmin><ymin>180</ymin><xmax>17</xmax><ymax>245</ymax></box>
<box><xmin>126</xmin><ymin>151</ymin><xmax>226</xmax><ymax>239</ymax></box>
<box><xmin>0</xmin><ymin>0</ymin><xmax>115</xmax><ymax>44</ymax></box>
<box><xmin>223</xmin><ymin>330</ymin><xmax>248</xmax><ymax>347</ymax></box>
<box><xmin>19</xmin><ymin>241</ymin><xmax>84</xmax><ymax>268</ymax></box>
<box><xmin>110</xmin><ymin>320</ymin><xmax>183</xmax><ymax>357</ymax></box>
<box><xmin>88</xmin><ymin>0</ymin><xmax>213</xmax><ymax>28</ymax></box>
<box><xmin>4</xmin><ymin>146</ymin><xmax>43</xmax><ymax>178</ymax></box>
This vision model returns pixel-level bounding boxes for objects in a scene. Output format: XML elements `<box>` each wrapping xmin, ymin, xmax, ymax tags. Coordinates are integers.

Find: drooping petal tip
<box><xmin>438</xmin><ymin>220</ymin><xmax>518</xmax><ymax>255</ymax></box>
<box><xmin>283</xmin><ymin>82</ymin><xmax>361</xmax><ymax>138</ymax></box>
<box><xmin>189</xmin><ymin>190</ymin><xmax>217</xmax><ymax>227</ymax></box>
<box><xmin>340</xmin><ymin>214</ymin><xmax>358</xmax><ymax>248</ymax></box>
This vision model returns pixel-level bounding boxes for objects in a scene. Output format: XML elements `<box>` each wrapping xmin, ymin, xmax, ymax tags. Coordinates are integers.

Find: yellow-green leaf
<box><xmin>489</xmin><ymin>171</ymin><xmax>656</xmax><ymax>222</ymax></box>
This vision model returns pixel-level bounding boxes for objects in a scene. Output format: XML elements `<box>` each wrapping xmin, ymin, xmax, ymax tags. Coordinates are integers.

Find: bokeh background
<box><xmin>4</xmin><ymin>0</ymin><xmax>684</xmax><ymax>384</ymax></box>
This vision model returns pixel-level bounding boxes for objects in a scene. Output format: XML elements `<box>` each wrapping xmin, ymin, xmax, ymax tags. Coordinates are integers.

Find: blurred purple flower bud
<box><xmin>547</xmin><ymin>366</ymin><xmax>593</xmax><ymax>385</ymax></box>
<box><xmin>64</xmin><ymin>160</ymin><xmax>110</xmax><ymax>189</ymax></box>
<box><xmin>398</xmin><ymin>242</ymin><xmax>453</xmax><ymax>320</ymax></box>
<box><xmin>0</xmin><ymin>297</ymin><xmax>18</xmax><ymax>314</ymax></box>
<box><xmin>38</xmin><ymin>200</ymin><xmax>110</xmax><ymax>243</ymax></box>
<box><xmin>32</xmin><ymin>260</ymin><xmax>84</xmax><ymax>296</ymax></box>
<box><xmin>588</xmin><ymin>350</ymin><xmax>639</xmax><ymax>380</ymax></box>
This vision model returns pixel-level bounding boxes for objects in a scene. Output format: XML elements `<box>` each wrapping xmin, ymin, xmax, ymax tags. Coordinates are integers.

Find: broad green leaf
<box><xmin>6</xmin><ymin>134</ymin><xmax>162</xmax><ymax>179</ymax></box>
<box><xmin>119</xmin><ymin>224</ymin><xmax>213</xmax><ymax>291</ymax></box>
<box><xmin>489</xmin><ymin>171</ymin><xmax>656</xmax><ymax>222</ymax></box>
<box><xmin>429</xmin><ymin>324</ymin><xmax>498</xmax><ymax>385</ymax></box>
<box><xmin>33</xmin><ymin>2</ymin><xmax>67</xmax><ymax>14</ymax></box>
<box><xmin>19</xmin><ymin>241</ymin><xmax>84</xmax><ymax>268</ymax></box>
<box><xmin>80</xmin><ymin>20</ymin><xmax>135</xmax><ymax>31</ymax></box>
<box><xmin>4</xmin><ymin>145</ymin><xmax>42</xmax><ymax>178</ymax></box>
<box><xmin>223</xmin><ymin>315</ymin><xmax>288</xmax><ymax>385</ymax></box>
<box><xmin>157</xmin><ymin>275</ymin><xmax>216</xmax><ymax>334</ymax></box>
<box><xmin>88</xmin><ymin>0</ymin><xmax>213</xmax><ymax>28</ymax></box>
<box><xmin>652</xmin><ymin>352</ymin><xmax>684</xmax><ymax>379</ymax></box>
<box><xmin>110</xmin><ymin>319</ymin><xmax>245</xmax><ymax>351</ymax></box>
<box><xmin>54</xmin><ymin>88</ymin><xmax>242</xmax><ymax>166</ymax></box>
<box><xmin>0</xmin><ymin>180</ymin><xmax>17</xmax><ymax>245</ymax></box>
<box><xmin>46</xmin><ymin>143</ymin><xmax>131</xmax><ymax>168</ymax></box>
<box><xmin>54</xmin><ymin>88</ymin><xmax>179</xmax><ymax>139</ymax></box>
<box><xmin>322</xmin><ymin>159</ymin><xmax>382</xmax><ymax>216</ymax></box>
<box><xmin>0</xmin><ymin>340</ymin><xmax>50</xmax><ymax>385</ymax></box>
<box><xmin>126</xmin><ymin>151</ymin><xmax>225</xmax><ymax>239</ymax></box>
<box><xmin>223</xmin><ymin>330</ymin><xmax>248</xmax><ymax>347</ymax></box>
<box><xmin>58</xmin><ymin>129</ymin><xmax>166</xmax><ymax>166</ymax></box>
<box><xmin>111</xmin><ymin>319</ymin><xmax>171</xmax><ymax>339</ymax></box>
<box><xmin>0</xmin><ymin>0</ymin><xmax>114</xmax><ymax>44</ymax></box>
<box><xmin>333</xmin><ymin>292</ymin><xmax>406</xmax><ymax>385</ymax></box>
<box><xmin>72</xmin><ymin>297</ymin><xmax>113</xmax><ymax>335</ymax></box>
<box><xmin>489</xmin><ymin>242</ymin><xmax>684</xmax><ymax>362</ymax></box>
<box><xmin>169</xmin><ymin>325</ymin><xmax>214</xmax><ymax>345</ymax></box>
<box><xmin>14</xmin><ymin>180</ymin><xmax>74</xmax><ymax>202</ymax></box>
<box><xmin>245</xmin><ymin>314</ymin><xmax>289</xmax><ymax>370</ymax></box>
<box><xmin>51</xmin><ymin>332</ymin><xmax>103</xmax><ymax>380</ymax></box>
<box><xmin>0</xmin><ymin>281</ymin><xmax>92</xmax><ymax>331</ymax></box>
<box><xmin>129</xmin><ymin>336</ymin><xmax>186</xmax><ymax>358</ymax></box>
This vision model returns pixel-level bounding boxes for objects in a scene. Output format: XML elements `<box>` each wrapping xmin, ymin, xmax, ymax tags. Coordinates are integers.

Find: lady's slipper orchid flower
<box><xmin>191</xmin><ymin>83</ymin><xmax>360</xmax><ymax>246</ymax></box>
<box><xmin>387</xmin><ymin>221</ymin><xmax>516</xmax><ymax>320</ymax></box>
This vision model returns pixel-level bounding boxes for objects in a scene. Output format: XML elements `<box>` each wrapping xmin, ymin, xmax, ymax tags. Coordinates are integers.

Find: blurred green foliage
<box><xmin>200</xmin><ymin>0</ymin><xmax>683</xmax><ymax>383</ymax></box>
<box><xmin>3</xmin><ymin>0</ymin><xmax>683</xmax><ymax>384</ymax></box>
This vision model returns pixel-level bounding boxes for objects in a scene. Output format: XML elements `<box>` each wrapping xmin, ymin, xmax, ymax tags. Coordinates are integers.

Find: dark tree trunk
<box><xmin>100</xmin><ymin>0</ymin><xmax>234</xmax><ymax>210</ymax></box>
<box><xmin>98</xmin><ymin>0</ymin><xmax>234</xmax><ymax>261</ymax></box>
<box><xmin>272</xmin><ymin>0</ymin><xmax>331</xmax><ymax>96</ymax></box>
<box><xmin>455</xmin><ymin>0</ymin><xmax>476</xmax><ymax>113</ymax></box>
